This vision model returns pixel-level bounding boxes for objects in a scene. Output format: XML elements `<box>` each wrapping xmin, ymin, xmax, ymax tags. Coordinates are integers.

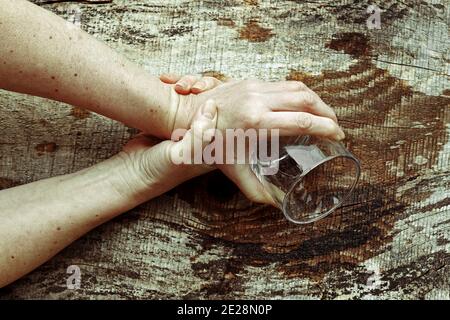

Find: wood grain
<box><xmin>0</xmin><ymin>0</ymin><xmax>448</xmax><ymax>299</ymax></box>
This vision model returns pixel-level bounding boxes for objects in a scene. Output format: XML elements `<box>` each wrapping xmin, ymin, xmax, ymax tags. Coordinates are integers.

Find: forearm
<box><xmin>0</xmin><ymin>0</ymin><xmax>179</xmax><ymax>138</ymax></box>
<box><xmin>0</xmin><ymin>92</ymin><xmax>217</xmax><ymax>288</ymax></box>
<box><xmin>0</xmin><ymin>139</ymin><xmax>212</xmax><ymax>288</ymax></box>
<box><xmin>0</xmin><ymin>155</ymin><xmax>149</xmax><ymax>288</ymax></box>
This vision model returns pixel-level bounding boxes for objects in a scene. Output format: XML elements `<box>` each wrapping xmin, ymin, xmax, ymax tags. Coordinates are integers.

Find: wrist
<box><xmin>105</xmin><ymin>142</ymin><xmax>215</xmax><ymax>205</ymax></box>
<box><xmin>101</xmin><ymin>144</ymin><xmax>182</xmax><ymax>205</ymax></box>
<box><xmin>136</xmin><ymin>76</ymin><xmax>201</xmax><ymax>140</ymax></box>
<box><xmin>141</xmin><ymin>80</ymin><xmax>198</xmax><ymax>140</ymax></box>
<box><xmin>102</xmin><ymin>151</ymin><xmax>157</xmax><ymax>206</ymax></box>
<box><xmin>124</xmin><ymin>74</ymin><xmax>184</xmax><ymax>139</ymax></box>
<box><xmin>171</xmin><ymin>92</ymin><xmax>197</xmax><ymax>136</ymax></box>
<box><xmin>153</xmin><ymin>82</ymin><xmax>184</xmax><ymax>139</ymax></box>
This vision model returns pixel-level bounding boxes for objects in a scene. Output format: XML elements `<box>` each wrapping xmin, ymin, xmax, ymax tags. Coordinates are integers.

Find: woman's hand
<box><xmin>173</xmin><ymin>79</ymin><xmax>345</xmax><ymax>205</ymax></box>
<box><xmin>115</xmin><ymin>99</ymin><xmax>219</xmax><ymax>202</ymax></box>
<box><xmin>0</xmin><ymin>98</ymin><xmax>219</xmax><ymax>288</ymax></box>
<box><xmin>161</xmin><ymin>75</ymin><xmax>343</xmax><ymax>139</ymax></box>
<box><xmin>161</xmin><ymin>75</ymin><xmax>345</xmax><ymax>205</ymax></box>
<box><xmin>119</xmin><ymin>98</ymin><xmax>275</xmax><ymax>207</ymax></box>
<box><xmin>178</xmin><ymin>79</ymin><xmax>344</xmax><ymax>140</ymax></box>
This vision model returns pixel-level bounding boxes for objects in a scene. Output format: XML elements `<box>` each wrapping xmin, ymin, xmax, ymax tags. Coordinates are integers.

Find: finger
<box><xmin>258</xmin><ymin>80</ymin><xmax>309</xmax><ymax>93</ymax></box>
<box><xmin>259</xmin><ymin>112</ymin><xmax>345</xmax><ymax>140</ymax></box>
<box><xmin>189</xmin><ymin>99</ymin><xmax>218</xmax><ymax>150</ymax></box>
<box><xmin>219</xmin><ymin>164</ymin><xmax>277</xmax><ymax>206</ymax></box>
<box><xmin>159</xmin><ymin>73</ymin><xmax>182</xmax><ymax>84</ymax></box>
<box><xmin>170</xmin><ymin>99</ymin><xmax>218</xmax><ymax>164</ymax></box>
<box><xmin>191</xmin><ymin>77</ymin><xmax>223</xmax><ymax>94</ymax></box>
<box><xmin>267</xmin><ymin>91</ymin><xmax>338</xmax><ymax>122</ymax></box>
<box><xmin>175</xmin><ymin>75</ymin><xmax>201</xmax><ymax>94</ymax></box>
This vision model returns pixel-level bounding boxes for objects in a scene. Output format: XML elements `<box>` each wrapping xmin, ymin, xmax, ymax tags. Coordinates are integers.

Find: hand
<box><xmin>160</xmin><ymin>75</ymin><xmax>345</xmax><ymax>205</ymax></box>
<box><xmin>115</xmin><ymin>100</ymin><xmax>219</xmax><ymax>201</ymax></box>
<box><xmin>178</xmin><ymin>79</ymin><xmax>344</xmax><ymax>139</ymax></box>
<box><xmin>159</xmin><ymin>74</ymin><xmax>278</xmax><ymax>205</ymax></box>
<box><xmin>176</xmin><ymin>79</ymin><xmax>345</xmax><ymax>205</ymax></box>
<box><xmin>160</xmin><ymin>75</ymin><xmax>343</xmax><ymax>139</ymax></box>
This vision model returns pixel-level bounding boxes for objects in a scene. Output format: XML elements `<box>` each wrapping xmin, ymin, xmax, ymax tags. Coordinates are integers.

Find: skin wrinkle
<box><xmin>0</xmin><ymin>0</ymin><xmax>344</xmax><ymax>287</ymax></box>
<box><xmin>296</xmin><ymin>113</ymin><xmax>313</xmax><ymax>129</ymax></box>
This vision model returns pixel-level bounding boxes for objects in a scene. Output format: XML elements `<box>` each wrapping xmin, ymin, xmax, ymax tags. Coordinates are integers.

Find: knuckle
<box><xmin>136</xmin><ymin>152</ymin><xmax>159</xmax><ymax>184</ymax></box>
<box><xmin>301</xmin><ymin>91</ymin><xmax>316</xmax><ymax>106</ymax></box>
<box><xmin>292</xmin><ymin>92</ymin><xmax>305</xmax><ymax>106</ymax></box>
<box><xmin>296</xmin><ymin>113</ymin><xmax>313</xmax><ymax>129</ymax></box>
<box><xmin>244</xmin><ymin>112</ymin><xmax>261</xmax><ymax>127</ymax></box>
<box><xmin>195</xmin><ymin>78</ymin><xmax>207</xmax><ymax>86</ymax></box>
<box><xmin>161</xmin><ymin>73</ymin><xmax>177</xmax><ymax>82</ymax></box>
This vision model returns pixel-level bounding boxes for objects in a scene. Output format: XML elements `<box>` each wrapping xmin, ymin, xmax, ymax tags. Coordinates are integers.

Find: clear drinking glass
<box><xmin>251</xmin><ymin>135</ymin><xmax>360</xmax><ymax>224</ymax></box>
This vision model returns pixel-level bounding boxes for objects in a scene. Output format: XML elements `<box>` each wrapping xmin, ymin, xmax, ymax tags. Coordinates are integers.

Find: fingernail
<box><xmin>202</xmin><ymin>100</ymin><xmax>217</xmax><ymax>120</ymax></box>
<box><xmin>193</xmin><ymin>81</ymin><xmax>205</xmax><ymax>90</ymax></box>
<box><xmin>176</xmin><ymin>81</ymin><xmax>187</xmax><ymax>89</ymax></box>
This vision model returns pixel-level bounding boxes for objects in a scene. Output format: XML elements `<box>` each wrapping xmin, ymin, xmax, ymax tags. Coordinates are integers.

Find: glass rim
<box><xmin>281</xmin><ymin>153</ymin><xmax>361</xmax><ymax>225</ymax></box>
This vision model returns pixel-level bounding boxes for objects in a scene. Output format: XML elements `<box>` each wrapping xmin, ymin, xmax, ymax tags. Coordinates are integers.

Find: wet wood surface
<box><xmin>0</xmin><ymin>0</ymin><xmax>449</xmax><ymax>299</ymax></box>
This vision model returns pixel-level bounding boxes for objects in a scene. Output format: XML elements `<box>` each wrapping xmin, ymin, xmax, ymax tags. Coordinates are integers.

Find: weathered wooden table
<box><xmin>0</xmin><ymin>0</ymin><xmax>449</xmax><ymax>299</ymax></box>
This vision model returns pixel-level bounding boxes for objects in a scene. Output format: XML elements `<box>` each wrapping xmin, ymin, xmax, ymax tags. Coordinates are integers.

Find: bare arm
<box><xmin>0</xmin><ymin>0</ymin><xmax>344</xmax><ymax>143</ymax></box>
<box><xmin>0</xmin><ymin>0</ymin><xmax>178</xmax><ymax>138</ymax></box>
<box><xmin>0</xmin><ymin>100</ymin><xmax>217</xmax><ymax>288</ymax></box>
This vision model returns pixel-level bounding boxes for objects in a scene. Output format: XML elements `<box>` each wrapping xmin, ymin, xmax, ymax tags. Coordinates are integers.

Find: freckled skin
<box><xmin>0</xmin><ymin>133</ymin><xmax>212</xmax><ymax>288</ymax></box>
<box><xmin>0</xmin><ymin>0</ymin><xmax>194</xmax><ymax>287</ymax></box>
<box><xmin>0</xmin><ymin>0</ymin><xmax>210</xmax><ymax>287</ymax></box>
<box><xmin>0</xmin><ymin>0</ymin><xmax>179</xmax><ymax>139</ymax></box>
<box><xmin>0</xmin><ymin>0</ymin><xmax>343</xmax><ymax>288</ymax></box>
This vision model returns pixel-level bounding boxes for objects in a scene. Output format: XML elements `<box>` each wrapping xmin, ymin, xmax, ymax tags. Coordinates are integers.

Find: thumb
<box><xmin>218</xmin><ymin>164</ymin><xmax>277</xmax><ymax>206</ymax></box>
<box><xmin>169</xmin><ymin>99</ymin><xmax>218</xmax><ymax>165</ymax></box>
